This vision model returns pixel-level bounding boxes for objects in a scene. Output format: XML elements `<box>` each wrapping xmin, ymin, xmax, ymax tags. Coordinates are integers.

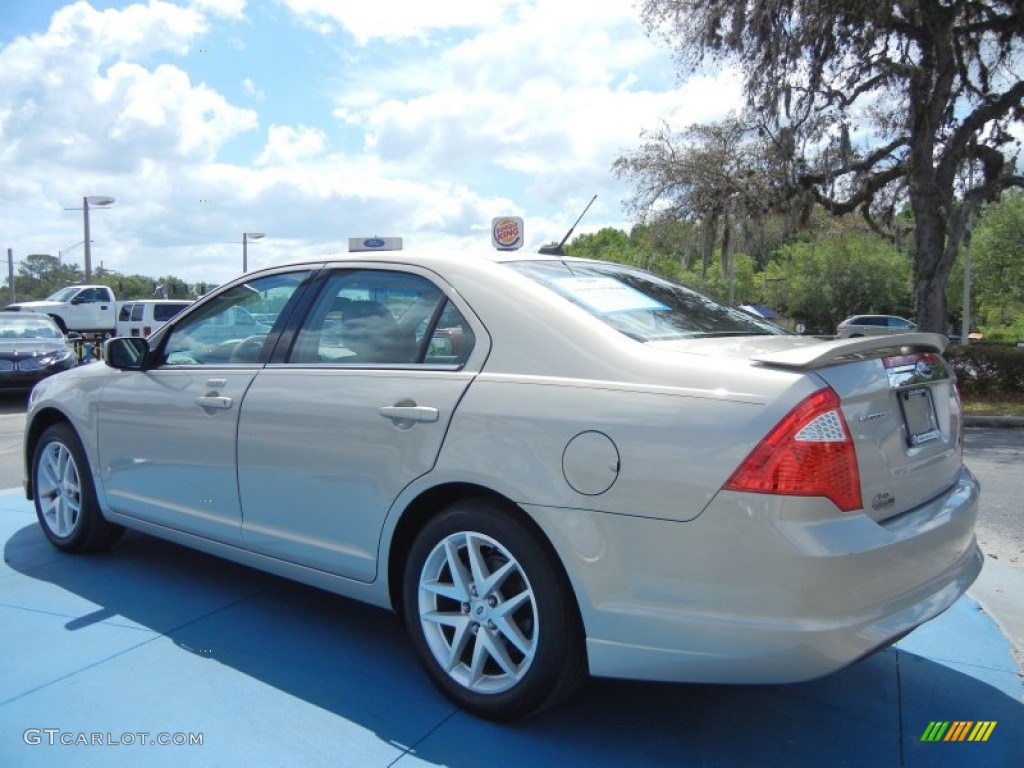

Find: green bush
<box><xmin>945</xmin><ymin>343</ymin><xmax>1024</xmax><ymax>395</ymax></box>
<box><xmin>979</xmin><ymin>319</ymin><xmax>1024</xmax><ymax>344</ymax></box>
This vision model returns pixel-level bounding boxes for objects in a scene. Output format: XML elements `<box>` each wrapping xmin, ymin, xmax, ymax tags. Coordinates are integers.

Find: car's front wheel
<box><xmin>402</xmin><ymin>499</ymin><xmax>587</xmax><ymax>721</ymax></box>
<box><xmin>32</xmin><ymin>423</ymin><xmax>124</xmax><ymax>553</ymax></box>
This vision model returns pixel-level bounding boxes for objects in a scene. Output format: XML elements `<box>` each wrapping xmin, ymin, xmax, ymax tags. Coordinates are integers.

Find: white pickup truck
<box><xmin>5</xmin><ymin>285</ymin><xmax>119</xmax><ymax>336</ymax></box>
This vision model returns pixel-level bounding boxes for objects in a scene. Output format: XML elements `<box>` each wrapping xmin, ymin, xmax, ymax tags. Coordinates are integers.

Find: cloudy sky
<box><xmin>0</xmin><ymin>0</ymin><xmax>741</xmax><ymax>287</ymax></box>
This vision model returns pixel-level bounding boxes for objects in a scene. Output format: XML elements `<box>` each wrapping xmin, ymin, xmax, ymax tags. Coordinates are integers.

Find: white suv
<box><xmin>116</xmin><ymin>300</ymin><xmax>192</xmax><ymax>337</ymax></box>
<box><xmin>836</xmin><ymin>314</ymin><xmax>916</xmax><ymax>338</ymax></box>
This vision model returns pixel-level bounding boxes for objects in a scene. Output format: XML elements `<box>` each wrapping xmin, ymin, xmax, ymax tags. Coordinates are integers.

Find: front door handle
<box><xmin>378</xmin><ymin>405</ymin><xmax>439</xmax><ymax>423</ymax></box>
<box><xmin>195</xmin><ymin>395</ymin><xmax>233</xmax><ymax>410</ymax></box>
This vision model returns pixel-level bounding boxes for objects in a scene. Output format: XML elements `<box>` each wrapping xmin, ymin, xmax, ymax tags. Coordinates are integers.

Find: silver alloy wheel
<box><xmin>417</xmin><ymin>531</ymin><xmax>538</xmax><ymax>694</ymax></box>
<box><xmin>36</xmin><ymin>440</ymin><xmax>82</xmax><ymax>538</ymax></box>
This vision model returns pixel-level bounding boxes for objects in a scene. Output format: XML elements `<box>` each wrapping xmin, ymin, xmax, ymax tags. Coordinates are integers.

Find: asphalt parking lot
<box><xmin>0</xmin><ymin>394</ymin><xmax>1021</xmax><ymax>766</ymax></box>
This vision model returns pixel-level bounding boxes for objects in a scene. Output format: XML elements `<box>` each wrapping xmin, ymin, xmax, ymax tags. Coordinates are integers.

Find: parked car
<box><xmin>0</xmin><ymin>311</ymin><xmax>78</xmax><ymax>391</ymax></box>
<box><xmin>23</xmin><ymin>250</ymin><xmax>980</xmax><ymax>721</ymax></box>
<box><xmin>5</xmin><ymin>284</ymin><xmax>117</xmax><ymax>335</ymax></box>
<box><xmin>116</xmin><ymin>300</ymin><xmax>193</xmax><ymax>338</ymax></box>
<box><xmin>836</xmin><ymin>314</ymin><xmax>916</xmax><ymax>338</ymax></box>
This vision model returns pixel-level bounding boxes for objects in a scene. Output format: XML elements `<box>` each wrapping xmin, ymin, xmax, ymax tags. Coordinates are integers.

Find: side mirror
<box><xmin>104</xmin><ymin>336</ymin><xmax>149</xmax><ymax>370</ymax></box>
<box><xmin>70</xmin><ymin>297</ymin><xmax>85</xmax><ymax>305</ymax></box>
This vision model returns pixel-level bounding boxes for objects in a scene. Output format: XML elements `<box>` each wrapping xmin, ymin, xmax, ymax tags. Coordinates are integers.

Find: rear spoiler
<box><xmin>752</xmin><ymin>333</ymin><xmax>948</xmax><ymax>371</ymax></box>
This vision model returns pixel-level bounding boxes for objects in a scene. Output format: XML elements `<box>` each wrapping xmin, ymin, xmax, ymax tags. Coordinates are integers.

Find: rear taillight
<box><xmin>724</xmin><ymin>388</ymin><xmax>862</xmax><ymax>512</ymax></box>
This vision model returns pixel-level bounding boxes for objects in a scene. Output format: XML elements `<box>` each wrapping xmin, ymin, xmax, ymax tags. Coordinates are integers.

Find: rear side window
<box><xmin>424</xmin><ymin>300</ymin><xmax>476</xmax><ymax>365</ymax></box>
<box><xmin>154</xmin><ymin>303</ymin><xmax>190</xmax><ymax>321</ymax></box>
<box><xmin>287</xmin><ymin>269</ymin><xmax>472</xmax><ymax>366</ymax></box>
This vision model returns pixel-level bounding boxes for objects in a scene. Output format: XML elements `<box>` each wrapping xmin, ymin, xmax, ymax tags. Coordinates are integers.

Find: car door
<box><xmin>237</xmin><ymin>266</ymin><xmax>483</xmax><ymax>582</ymax></box>
<box><xmin>66</xmin><ymin>287</ymin><xmax>111</xmax><ymax>330</ymax></box>
<box><xmin>96</xmin><ymin>269</ymin><xmax>312</xmax><ymax>544</ymax></box>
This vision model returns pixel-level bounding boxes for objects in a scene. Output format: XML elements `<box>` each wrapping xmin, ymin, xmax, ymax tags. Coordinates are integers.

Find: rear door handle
<box><xmin>378</xmin><ymin>405</ymin><xmax>439</xmax><ymax>423</ymax></box>
<box><xmin>195</xmin><ymin>395</ymin><xmax>233</xmax><ymax>410</ymax></box>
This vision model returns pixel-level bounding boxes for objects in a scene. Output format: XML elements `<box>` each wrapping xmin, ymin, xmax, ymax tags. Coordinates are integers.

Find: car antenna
<box><xmin>539</xmin><ymin>194</ymin><xmax>597</xmax><ymax>255</ymax></box>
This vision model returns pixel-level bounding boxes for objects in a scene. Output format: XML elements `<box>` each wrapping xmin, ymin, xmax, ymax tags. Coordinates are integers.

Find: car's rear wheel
<box><xmin>402</xmin><ymin>499</ymin><xmax>586</xmax><ymax>721</ymax></box>
<box><xmin>32</xmin><ymin>423</ymin><xmax>124</xmax><ymax>553</ymax></box>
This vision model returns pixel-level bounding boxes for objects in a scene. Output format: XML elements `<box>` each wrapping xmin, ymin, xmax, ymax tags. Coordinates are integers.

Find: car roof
<box><xmin>243</xmin><ymin>249</ymin><xmax>622</xmax><ymax>282</ymax></box>
<box><xmin>844</xmin><ymin>314</ymin><xmax>908</xmax><ymax>321</ymax></box>
<box><xmin>121</xmin><ymin>299</ymin><xmax>193</xmax><ymax>304</ymax></box>
<box><xmin>1</xmin><ymin>310</ymin><xmax>54</xmax><ymax>318</ymax></box>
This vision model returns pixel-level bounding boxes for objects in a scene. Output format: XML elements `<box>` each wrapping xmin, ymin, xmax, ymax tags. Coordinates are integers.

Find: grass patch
<box><xmin>961</xmin><ymin>392</ymin><xmax>1024</xmax><ymax>417</ymax></box>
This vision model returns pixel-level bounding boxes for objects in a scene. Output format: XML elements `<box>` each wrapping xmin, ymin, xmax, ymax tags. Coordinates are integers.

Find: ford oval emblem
<box><xmin>915</xmin><ymin>360</ymin><xmax>933</xmax><ymax>379</ymax></box>
<box><xmin>363</xmin><ymin>238</ymin><xmax>386</xmax><ymax>248</ymax></box>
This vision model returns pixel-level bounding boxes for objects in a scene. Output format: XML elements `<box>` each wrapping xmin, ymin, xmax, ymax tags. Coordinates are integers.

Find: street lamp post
<box><xmin>242</xmin><ymin>232</ymin><xmax>265</xmax><ymax>273</ymax></box>
<box><xmin>66</xmin><ymin>196</ymin><xmax>115</xmax><ymax>282</ymax></box>
<box><xmin>58</xmin><ymin>240</ymin><xmax>90</xmax><ymax>269</ymax></box>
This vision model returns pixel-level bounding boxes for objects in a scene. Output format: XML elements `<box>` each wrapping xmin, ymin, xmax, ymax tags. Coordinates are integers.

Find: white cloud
<box><xmin>255</xmin><ymin>124</ymin><xmax>327</xmax><ymax>165</ymax></box>
<box><xmin>281</xmin><ymin>0</ymin><xmax>513</xmax><ymax>43</ymax></box>
<box><xmin>327</xmin><ymin>3</ymin><xmax>740</xmax><ymax>190</ymax></box>
<box><xmin>0</xmin><ymin>0</ymin><xmax>745</xmax><ymax>288</ymax></box>
<box><xmin>47</xmin><ymin>0</ymin><xmax>209</xmax><ymax>59</ymax></box>
<box><xmin>242</xmin><ymin>76</ymin><xmax>265</xmax><ymax>100</ymax></box>
<box><xmin>0</xmin><ymin>1</ymin><xmax>256</xmax><ymax>169</ymax></box>
<box><xmin>189</xmin><ymin>0</ymin><xmax>246</xmax><ymax>19</ymax></box>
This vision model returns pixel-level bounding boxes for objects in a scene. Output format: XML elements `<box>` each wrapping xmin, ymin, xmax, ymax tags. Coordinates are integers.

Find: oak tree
<box><xmin>638</xmin><ymin>0</ymin><xmax>1024</xmax><ymax>332</ymax></box>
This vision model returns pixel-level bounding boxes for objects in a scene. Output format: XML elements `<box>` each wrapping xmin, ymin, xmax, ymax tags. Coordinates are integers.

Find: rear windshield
<box><xmin>507</xmin><ymin>260</ymin><xmax>787</xmax><ymax>341</ymax></box>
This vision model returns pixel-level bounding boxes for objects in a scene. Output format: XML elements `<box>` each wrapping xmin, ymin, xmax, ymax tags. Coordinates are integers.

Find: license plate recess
<box><xmin>898</xmin><ymin>387</ymin><xmax>940</xmax><ymax>446</ymax></box>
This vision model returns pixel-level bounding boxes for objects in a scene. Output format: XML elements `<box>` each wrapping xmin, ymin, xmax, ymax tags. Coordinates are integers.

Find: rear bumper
<box><xmin>526</xmin><ymin>466</ymin><xmax>982</xmax><ymax>683</ymax></box>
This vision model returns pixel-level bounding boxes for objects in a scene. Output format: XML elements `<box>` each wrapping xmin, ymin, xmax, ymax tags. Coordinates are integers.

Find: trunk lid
<box><xmin>650</xmin><ymin>332</ymin><xmax>963</xmax><ymax>522</ymax></box>
<box><xmin>751</xmin><ymin>333</ymin><xmax>962</xmax><ymax>522</ymax></box>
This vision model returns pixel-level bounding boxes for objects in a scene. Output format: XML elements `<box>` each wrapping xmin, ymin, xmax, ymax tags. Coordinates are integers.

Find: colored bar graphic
<box><xmin>920</xmin><ymin>721</ymin><xmax>996</xmax><ymax>742</ymax></box>
<box><xmin>968</xmin><ymin>722</ymin><xmax>997</xmax><ymax>742</ymax></box>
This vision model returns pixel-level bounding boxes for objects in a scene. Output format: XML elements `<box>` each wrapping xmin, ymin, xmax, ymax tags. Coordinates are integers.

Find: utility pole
<box><xmin>6</xmin><ymin>248</ymin><xmax>14</xmax><ymax>305</ymax></box>
<box><xmin>960</xmin><ymin>159</ymin><xmax>976</xmax><ymax>345</ymax></box>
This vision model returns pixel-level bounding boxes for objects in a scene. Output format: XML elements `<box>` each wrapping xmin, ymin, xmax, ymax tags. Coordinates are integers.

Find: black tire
<box><xmin>32</xmin><ymin>423</ymin><xmax>124</xmax><ymax>553</ymax></box>
<box><xmin>402</xmin><ymin>498</ymin><xmax>587</xmax><ymax>721</ymax></box>
<box><xmin>48</xmin><ymin>315</ymin><xmax>68</xmax><ymax>334</ymax></box>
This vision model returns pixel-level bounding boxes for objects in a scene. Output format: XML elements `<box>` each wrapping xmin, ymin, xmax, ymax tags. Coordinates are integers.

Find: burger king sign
<box><xmin>491</xmin><ymin>217</ymin><xmax>524</xmax><ymax>251</ymax></box>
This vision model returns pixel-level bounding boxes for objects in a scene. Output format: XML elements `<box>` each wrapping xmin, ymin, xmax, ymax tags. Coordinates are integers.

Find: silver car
<box><xmin>23</xmin><ymin>250</ymin><xmax>981</xmax><ymax>721</ymax></box>
<box><xmin>836</xmin><ymin>314</ymin><xmax>917</xmax><ymax>338</ymax></box>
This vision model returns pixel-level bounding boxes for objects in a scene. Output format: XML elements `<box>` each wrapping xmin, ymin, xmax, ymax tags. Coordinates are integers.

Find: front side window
<box><xmin>508</xmin><ymin>260</ymin><xmax>787</xmax><ymax>341</ymax></box>
<box><xmin>78</xmin><ymin>288</ymin><xmax>108</xmax><ymax>303</ymax></box>
<box><xmin>46</xmin><ymin>287</ymin><xmax>79</xmax><ymax>302</ymax></box>
<box><xmin>161</xmin><ymin>271</ymin><xmax>310</xmax><ymax>365</ymax></box>
<box><xmin>287</xmin><ymin>269</ymin><xmax>472</xmax><ymax>366</ymax></box>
